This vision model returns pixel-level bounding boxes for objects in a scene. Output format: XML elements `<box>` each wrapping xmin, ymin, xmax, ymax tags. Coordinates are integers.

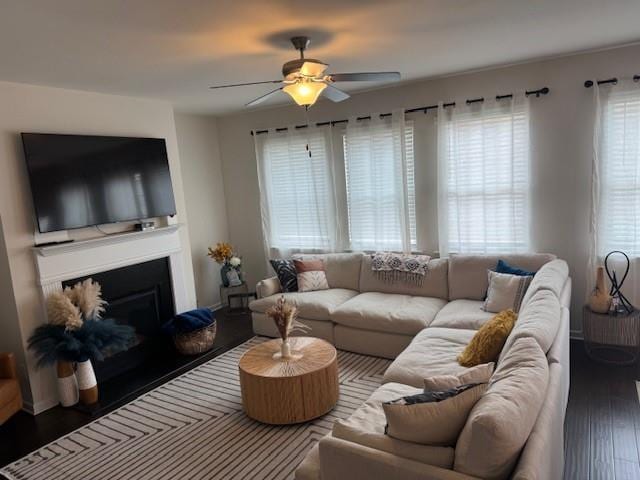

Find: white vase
<box><xmin>280</xmin><ymin>338</ymin><xmax>292</xmax><ymax>359</ymax></box>
<box><xmin>56</xmin><ymin>361</ymin><xmax>79</xmax><ymax>407</ymax></box>
<box><xmin>76</xmin><ymin>359</ymin><xmax>99</xmax><ymax>405</ymax></box>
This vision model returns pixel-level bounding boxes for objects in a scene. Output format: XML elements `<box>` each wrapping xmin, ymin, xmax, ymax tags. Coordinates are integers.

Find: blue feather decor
<box><xmin>28</xmin><ymin>319</ymin><xmax>135</xmax><ymax>368</ymax></box>
<box><xmin>28</xmin><ymin>279</ymin><xmax>135</xmax><ymax>368</ymax></box>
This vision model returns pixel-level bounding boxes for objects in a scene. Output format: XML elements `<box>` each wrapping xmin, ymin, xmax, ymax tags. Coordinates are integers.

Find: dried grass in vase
<box><xmin>266</xmin><ymin>296</ymin><xmax>310</xmax><ymax>358</ymax></box>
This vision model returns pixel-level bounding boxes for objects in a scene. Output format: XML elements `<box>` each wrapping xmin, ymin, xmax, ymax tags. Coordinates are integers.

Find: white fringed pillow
<box><xmin>483</xmin><ymin>270</ymin><xmax>532</xmax><ymax>313</ymax></box>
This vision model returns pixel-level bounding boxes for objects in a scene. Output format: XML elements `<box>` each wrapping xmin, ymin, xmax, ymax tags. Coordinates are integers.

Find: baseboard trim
<box><xmin>24</xmin><ymin>396</ymin><xmax>59</xmax><ymax>416</ymax></box>
<box><xmin>209</xmin><ymin>302</ymin><xmax>223</xmax><ymax>311</ymax></box>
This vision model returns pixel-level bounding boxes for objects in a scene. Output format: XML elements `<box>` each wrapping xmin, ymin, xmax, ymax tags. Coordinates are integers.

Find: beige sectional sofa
<box><xmin>249</xmin><ymin>253</ymin><xmax>571</xmax><ymax>480</ymax></box>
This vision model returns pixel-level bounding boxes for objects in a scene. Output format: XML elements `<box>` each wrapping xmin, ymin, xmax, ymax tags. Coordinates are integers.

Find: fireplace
<box><xmin>62</xmin><ymin>258</ymin><xmax>175</xmax><ymax>384</ymax></box>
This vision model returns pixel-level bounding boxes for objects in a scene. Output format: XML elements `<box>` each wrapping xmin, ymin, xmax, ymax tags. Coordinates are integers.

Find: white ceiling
<box><xmin>1</xmin><ymin>0</ymin><xmax>639</xmax><ymax>115</ymax></box>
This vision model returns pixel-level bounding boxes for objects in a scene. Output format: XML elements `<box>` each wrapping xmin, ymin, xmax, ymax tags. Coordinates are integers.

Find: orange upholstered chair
<box><xmin>0</xmin><ymin>352</ymin><xmax>23</xmax><ymax>424</ymax></box>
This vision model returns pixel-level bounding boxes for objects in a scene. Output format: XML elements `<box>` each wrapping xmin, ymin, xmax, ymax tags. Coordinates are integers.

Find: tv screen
<box><xmin>22</xmin><ymin>133</ymin><xmax>177</xmax><ymax>233</ymax></box>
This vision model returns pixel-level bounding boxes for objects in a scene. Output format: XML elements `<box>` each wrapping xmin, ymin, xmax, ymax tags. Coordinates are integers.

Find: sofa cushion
<box><xmin>448</xmin><ymin>254</ymin><xmax>556</xmax><ymax>301</ymax></box>
<box><xmin>500</xmin><ymin>289</ymin><xmax>561</xmax><ymax>362</ymax></box>
<box><xmin>249</xmin><ymin>288</ymin><xmax>358</xmax><ymax>321</ymax></box>
<box><xmin>383</xmin><ymin>382</ymin><xmax>488</xmax><ymax>446</ymax></box>
<box><xmin>520</xmin><ymin>259</ymin><xmax>569</xmax><ymax>308</ymax></box>
<box><xmin>331</xmin><ymin>292</ymin><xmax>447</xmax><ymax>336</ymax></box>
<box><xmin>431</xmin><ymin>299</ymin><xmax>495</xmax><ymax>330</ymax></box>
<box><xmin>293</xmin><ymin>253</ymin><xmax>363</xmax><ymax>291</ymax></box>
<box><xmin>332</xmin><ymin>382</ymin><xmax>455</xmax><ymax>468</ymax></box>
<box><xmin>382</xmin><ymin>328</ymin><xmax>476</xmax><ymax>387</ymax></box>
<box><xmin>359</xmin><ymin>256</ymin><xmax>449</xmax><ymax>300</ymax></box>
<box><xmin>455</xmin><ymin>337</ymin><xmax>549</xmax><ymax>480</ymax></box>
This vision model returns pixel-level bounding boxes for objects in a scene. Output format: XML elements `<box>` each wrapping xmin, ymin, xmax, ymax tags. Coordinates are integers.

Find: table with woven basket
<box><xmin>238</xmin><ymin>337</ymin><xmax>339</xmax><ymax>425</ymax></box>
<box><xmin>583</xmin><ymin>306</ymin><xmax>640</xmax><ymax>365</ymax></box>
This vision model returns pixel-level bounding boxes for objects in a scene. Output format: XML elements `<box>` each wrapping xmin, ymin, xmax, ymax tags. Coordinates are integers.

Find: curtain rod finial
<box><xmin>585</xmin><ymin>80</ymin><xmax>594</xmax><ymax>88</ymax></box>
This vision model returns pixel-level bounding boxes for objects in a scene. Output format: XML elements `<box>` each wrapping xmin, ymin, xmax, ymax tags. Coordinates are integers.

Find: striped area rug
<box><xmin>2</xmin><ymin>337</ymin><xmax>390</xmax><ymax>480</ymax></box>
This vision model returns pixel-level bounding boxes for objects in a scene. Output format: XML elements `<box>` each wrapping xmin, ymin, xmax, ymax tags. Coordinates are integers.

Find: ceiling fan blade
<box><xmin>329</xmin><ymin>72</ymin><xmax>401</xmax><ymax>82</ymax></box>
<box><xmin>300</xmin><ymin>61</ymin><xmax>328</xmax><ymax>77</ymax></box>
<box><xmin>210</xmin><ymin>80</ymin><xmax>282</xmax><ymax>89</ymax></box>
<box><xmin>245</xmin><ymin>87</ymin><xmax>283</xmax><ymax>107</ymax></box>
<box><xmin>322</xmin><ymin>84</ymin><xmax>350</xmax><ymax>102</ymax></box>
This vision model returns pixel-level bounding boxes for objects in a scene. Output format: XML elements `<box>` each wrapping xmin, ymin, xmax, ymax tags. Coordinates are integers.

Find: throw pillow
<box><xmin>483</xmin><ymin>270</ymin><xmax>532</xmax><ymax>313</ymax></box>
<box><xmin>269</xmin><ymin>259</ymin><xmax>298</xmax><ymax>292</ymax></box>
<box><xmin>383</xmin><ymin>383</ymin><xmax>488</xmax><ymax>446</ymax></box>
<box><xmin>495</xmin><ymin>259</ymin><xmax>536</xmax><ymax>277</ymax></box>
<box><xmin>457</xmin><ymin>310</ymin><xmax>517</xmax><ymax>367</ymax></box>
<box><xmin>424</xmin><ymin>362</ymin><xmax>495</xmax><ymax>391</ymax></box>
<box><xmin>294</xmin><ymin>259</ymin><xmax>329</xmax><ymax>292</ymax></box>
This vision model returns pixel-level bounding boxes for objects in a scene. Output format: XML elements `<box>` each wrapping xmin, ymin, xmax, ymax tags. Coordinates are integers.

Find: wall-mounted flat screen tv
<box><xmin>22</xmin><ymin>133</ymin><xmax>177</xmax><ymax>233</ymax></box>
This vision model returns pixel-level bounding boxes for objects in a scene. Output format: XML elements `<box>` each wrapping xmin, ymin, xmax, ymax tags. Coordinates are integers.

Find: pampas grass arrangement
<box><xmin>266</xmin><ymin>296</ymin><xmax>310</xmax><ymax>342</ymax></box>
<box><xmin>28</xmin><ymin>279</ymin><xmax>134</xmax><ymax>367</ymax></box>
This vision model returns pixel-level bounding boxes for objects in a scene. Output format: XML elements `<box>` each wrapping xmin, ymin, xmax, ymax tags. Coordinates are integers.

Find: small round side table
<box><xmin>582</xmin><ymin>306</ymin><xmax>640</xmax><ymax>365</ymax></box>
<box><xmin>238</xmin><ymin>337</ymin><xmax>339</xmax><ymax>425</ymax></box>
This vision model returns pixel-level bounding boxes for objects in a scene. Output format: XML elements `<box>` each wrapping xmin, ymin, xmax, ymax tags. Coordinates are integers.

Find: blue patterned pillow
<box><xmin>270</xmin><ymin>259</ymin><xmax>298</xmax><ymax>292</ymax></box>
<box><xmin>495</xmin><ymin>259</ymin><xmax>536</xmax><ymax>277</ymax></box>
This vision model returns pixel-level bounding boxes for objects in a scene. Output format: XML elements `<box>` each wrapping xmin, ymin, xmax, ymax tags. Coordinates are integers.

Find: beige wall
<box><xmin>0</xmin><ymin>80</ymin><xmax>197</xmax><ymax>412</ymax></box>
<box><xmin>174</xmin><ymin>113</ymin><xmax>229</xmax><ymax>307</ymax></box>
<box><xmin>216</xmin><ymin>43</ymin><xmax>640</xmax><ymax>335</ymax></box>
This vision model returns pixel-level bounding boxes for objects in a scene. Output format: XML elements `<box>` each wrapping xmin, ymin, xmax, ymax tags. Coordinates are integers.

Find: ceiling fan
<box><xmin>210</xmin><ymin>36</ymin><xmax>401</xmax><ymax>108</ymax></box>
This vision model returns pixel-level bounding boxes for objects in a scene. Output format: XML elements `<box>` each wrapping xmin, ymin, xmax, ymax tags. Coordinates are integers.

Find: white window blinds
<box><xmin>255</xmin><ymin>126</ymin><xmax>336</xmax><ymax>254</ymax></box>
<box><xmin>597</xmin><ymin>86</ymin><xmax>640</xmax><ymax>256</ymax></box>
<box><xmin>438</xmin><ymin>96</ymin><xmax>530</xmax><ymax>254</ymax></box>
<box><xmin>343</xmin><ymin>114</ymin><xmax>416</xmax><ymax>252</ymax></box>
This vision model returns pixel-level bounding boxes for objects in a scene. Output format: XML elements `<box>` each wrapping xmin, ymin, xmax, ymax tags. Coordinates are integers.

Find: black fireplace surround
<box><xmin>62</xmin><ymin>257</ymin><xmax>175</xmax><ymax>384</ymax></box>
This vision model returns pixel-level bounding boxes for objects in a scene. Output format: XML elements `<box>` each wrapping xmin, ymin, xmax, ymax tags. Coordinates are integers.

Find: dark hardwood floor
<box><xmin>1</xmin><ymin>316</ymin><xmax>638</xmax><ymax>479</ymax></box>
<box><xmin>564</xmin><ymin>339</ymin><xmax>640</xmax><ymax>480</ymax></box>
<box><xmin>0</xmin><ymin>307</ymin><xmax>254</xmax><ymax>471</ymax></box>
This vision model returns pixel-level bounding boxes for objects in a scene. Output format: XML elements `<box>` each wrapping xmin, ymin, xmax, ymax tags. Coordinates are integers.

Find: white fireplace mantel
<box><xmin>33</xmin><ymin>224</ymin><xmax>191</xmax><ymax>315</ymax></box>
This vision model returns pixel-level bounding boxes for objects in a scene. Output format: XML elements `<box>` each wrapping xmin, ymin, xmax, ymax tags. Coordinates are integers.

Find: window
<box><xmin>257</xmin><ymin>128</ymin><xmax>336</xmax><ymax>251</ymax></box>
<box><xmin>438</xmin><ymin>98</ymin><xmax>530</xmax><ymax>254</ymax></box>
<box><xmin>598</xmin><ymin>88</ymin><xmax>640</xmax><ymax>256</ymax></box>
<box><xmin>343</xmin><ymin>118</ymin><xmax>416</xmax><ymax>251</ymax></box>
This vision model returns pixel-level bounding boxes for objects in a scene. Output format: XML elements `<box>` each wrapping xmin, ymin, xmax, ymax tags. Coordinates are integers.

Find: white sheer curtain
<box><xmin>253</xmin><ymin>125</ymin><xmax>338</xmax><ymax>263</ymax></box>
<box><xmin>437</xmin><ymin>95</ymin><xmax>530</xmax><ymax>255</ymax></box>
<box><xmin>588</xmin><ymin>79</ymin><xmax>640</xmax><ymax>307</ymax></box>
<box><xmin>342</xmin><ymin>111</ymin><xmax>416</xmax><ymax>252</ymax></box>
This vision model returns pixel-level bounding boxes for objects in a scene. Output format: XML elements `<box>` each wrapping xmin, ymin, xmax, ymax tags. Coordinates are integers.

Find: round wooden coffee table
<box><xmin>239</xmin><ymin>337</ymin><xmax>339</xmax><ymax>424</ymax></box>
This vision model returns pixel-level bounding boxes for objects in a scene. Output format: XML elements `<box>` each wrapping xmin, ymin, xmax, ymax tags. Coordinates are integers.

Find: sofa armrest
<box><xmin>256</xmin><ymin>277</ymin><xmax>282</xmax><ymax>299</ymax></box>
<box><xmin>319</xmin><ymin>435</ymin><xmax>480</xmax><ymax>480</ymax></box>
<box><xmin>0</xmin><ymin>353</ymin><xmax>18</xmax><ymax>379</ymax></box>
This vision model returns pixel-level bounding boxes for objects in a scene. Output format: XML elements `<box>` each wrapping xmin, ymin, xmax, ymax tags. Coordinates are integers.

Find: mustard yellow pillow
<box><xmin>457</xmin><ymin>310</ymin><xmax>517</xmax><ymax>367</ymax></box>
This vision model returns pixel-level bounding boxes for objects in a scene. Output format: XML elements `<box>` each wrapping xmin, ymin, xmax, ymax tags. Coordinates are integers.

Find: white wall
<box><xmin>0</xmin><ymin>81</ymin><xmax>197</xmax><ymax>412</ymax></box>
<box><xmin>216</xmin><ymin>43</ymin><xmax>640</xmax><ymax>335</ymax></box>
<box><xmin>174</xmin><ymin>113</ymin><xmax>229</xmax><ymax>308</ymax></box>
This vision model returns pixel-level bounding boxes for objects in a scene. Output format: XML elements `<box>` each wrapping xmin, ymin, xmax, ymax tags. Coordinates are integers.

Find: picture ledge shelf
<box><xmin>34</xmin><ymin>224</ymin><xmax>183</xmax><ymax>257</ymax></box>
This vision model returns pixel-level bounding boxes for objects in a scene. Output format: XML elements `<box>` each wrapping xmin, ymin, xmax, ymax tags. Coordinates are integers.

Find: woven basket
<box><xmin>173</xmin><ymin>321</ymin><xmax>217</xmax><ymax>355</ymax></box>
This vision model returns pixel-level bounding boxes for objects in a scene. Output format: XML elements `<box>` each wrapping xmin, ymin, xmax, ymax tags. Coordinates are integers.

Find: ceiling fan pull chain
<box><xmin>305</xmin><ymin>106</ymin><xmax>312</xmax><ymax>158</ymax></box>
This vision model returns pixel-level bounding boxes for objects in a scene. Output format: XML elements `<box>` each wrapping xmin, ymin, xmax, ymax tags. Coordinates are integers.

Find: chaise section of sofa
<box><xmin>290</xmin><ymin>253</ymin><xmax>571</xmax><ymax>480</ymax></box>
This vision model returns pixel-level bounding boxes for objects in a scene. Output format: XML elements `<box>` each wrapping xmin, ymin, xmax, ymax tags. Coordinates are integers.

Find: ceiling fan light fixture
<box><xmin>283</xmin><ymin>79</ymin><xmax>327</xmax><ymax>107</ymax></box>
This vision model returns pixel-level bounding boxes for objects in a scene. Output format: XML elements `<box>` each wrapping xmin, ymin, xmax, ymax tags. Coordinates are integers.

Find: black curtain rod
<box><xmin>584</xmin><ymin>75</ymin><xmax>640</xmax><ymax>88</ymax></box>
<box><xmin>250</xmin><ymin>86</ymin><xmax>550</xmax><ymax>136</ymax></box>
